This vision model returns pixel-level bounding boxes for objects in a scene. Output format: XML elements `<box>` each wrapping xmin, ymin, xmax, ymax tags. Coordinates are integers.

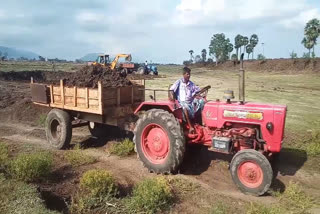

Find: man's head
<box><xmin>182</xmin><ymin>67</ymin><xmax>191</xmax><ymax>82</ymax></box>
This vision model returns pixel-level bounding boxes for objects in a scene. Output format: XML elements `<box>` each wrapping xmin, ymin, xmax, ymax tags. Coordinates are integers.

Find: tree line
<box><xmin>185</xmin><ymin>33</ymin><xmax>260</xmax><ymax>65</ymax></box>
<box><xmin>185</xmin><ymin>18</ymin><xmax>320</xmax><ymax>65</ymax></box>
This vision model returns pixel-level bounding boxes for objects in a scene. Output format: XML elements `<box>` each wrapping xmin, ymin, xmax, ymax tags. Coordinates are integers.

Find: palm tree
<box><xmin>201</xmin><ymin>49</ymin><xmax>207</xmax><ymax>62</ymax></box>
<box><xmin>234</xmin><ymin>34</ymin><xmax>243</xmax><ymax>60</ymax></box>
<box><xmin>227</xmin><ymin>43</ymin><xmax>234</xmax><ymax>59</ymax></box>
<box><xmin>241</xmin><ymin>37</ymin><xmax>249</xmax><ymax>55</ymax></box>
<box><xmin>249</xmin><ymin>34</ymin><xmax>259</xmax><ymax>59</ymax></box>
<box><xmin>189</xmin><ymin>50</ymin><xmax>194</xmax><ymax>62</ymax></box>
<box><xmin>304</xmin><ymin>19</ymin><xmax>320</xmax><ymax>56</ymax></box>
<box><xmin>246</xmin><ymin>44</ymin><xmax>253</xmax><ymax>59</ymax></box>
<box><xmin>301</xmin><ymin>37</ymin><xmax>314</xmax><ymax>57</ymax></box>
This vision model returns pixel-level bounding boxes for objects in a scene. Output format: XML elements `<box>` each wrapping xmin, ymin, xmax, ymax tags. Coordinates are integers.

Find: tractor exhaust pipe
<box><xmin>239</xmin><ymin>53</ymin><xmax>245</xmax><ymax>104</ymax></box>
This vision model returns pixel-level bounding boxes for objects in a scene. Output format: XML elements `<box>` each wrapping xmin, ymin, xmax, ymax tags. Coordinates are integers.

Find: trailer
<box><xmin>30</xmin><ymin>78</ymin><xmax>145</xmax><ymax>149</ymax></box>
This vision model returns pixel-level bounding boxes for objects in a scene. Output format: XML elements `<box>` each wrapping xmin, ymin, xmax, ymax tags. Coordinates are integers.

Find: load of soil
<box><xmin>0</xmin><ymin>65</ymin><xmax>132</xmax><ymax>88</ymax></box>
<box><xmin>64</xmin><ymin>65</ymin><xmax>132</xmax><ymax>88</ymax></box>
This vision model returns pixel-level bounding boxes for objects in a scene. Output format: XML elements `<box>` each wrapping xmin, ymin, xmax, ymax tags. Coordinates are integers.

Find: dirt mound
<box><xmin>0</xmin><ymin>65</ymin><xmax>133</xmax><ymax>88</ymax></box>
<box><xmin>200</xmin><ymin>58</ymin><xmax>320</xmax><ymax>73</ymax></box>
<box><xmin>64</xmin><ymin>65</ymin><xmax>132</xmax><ymax>88</ymax></box>
<box><xmin>0</xmin><ymin>70</ymin><xmax>70</xmax><ymax>83</ymax></box>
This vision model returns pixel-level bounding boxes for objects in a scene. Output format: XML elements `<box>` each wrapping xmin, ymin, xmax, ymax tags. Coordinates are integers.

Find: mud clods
<box><xmin>64</xmin><ymin>65</ymin><xmax>132</xmax><ymax>88</ymax></box>
<box><xmin>0</xmin><ymin>64</ymin><xmax>132</xmax><ymax>88</ymax></box>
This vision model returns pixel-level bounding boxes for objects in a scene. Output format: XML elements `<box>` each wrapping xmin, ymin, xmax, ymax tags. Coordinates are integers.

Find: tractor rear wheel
<box><xmin>45</xmin><ymin>109</ymin><xmax>72</xmax><ymax>149</ymax></box>
<box><xmin>134</xmin><ymin>109</ymin><xmax>185</xmax><ymax>173</ymax></box>
<box><xmin>230</xmin><ymin>149</ymin><xmax>272</xmax><ymax>196</ymax></box>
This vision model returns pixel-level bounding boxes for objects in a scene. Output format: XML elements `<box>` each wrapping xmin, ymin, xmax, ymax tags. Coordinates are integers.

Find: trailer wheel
<box><xmin>88</xmin><ymin>122</ymin><xmax>107</xmax><ymax>138</ymax></box>
<box><xmin>45</xmin><ymin>109</ymin><xmax>72</xmax><ymax>149</ymax></box>
<box><xmin>134</xmin><ymin>109</ymin><xmax>185</xmax><ymax>174</ymax></box>
<box><xmin>230</xmin><ymin>149</ymin><xmax>272</xmax><ymax>196</ymax></box>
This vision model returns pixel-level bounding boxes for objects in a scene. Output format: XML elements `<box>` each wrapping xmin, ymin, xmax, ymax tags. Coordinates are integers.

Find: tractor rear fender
<box><xmin>134</xmin><ymin>101</ymin><xmax>183</xmax><ymax>121</ymax></box>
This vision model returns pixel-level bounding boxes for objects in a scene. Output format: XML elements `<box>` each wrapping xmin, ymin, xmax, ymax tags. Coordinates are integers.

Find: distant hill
<box><xmin>79</xmin><ymin>53</ymin><xmax>101</xmax><ymax>62</ymax></box>
<box><xmin>0</xmin><ymin>46</ymin><xmax>40</xmax><ymax>60</ymax></box>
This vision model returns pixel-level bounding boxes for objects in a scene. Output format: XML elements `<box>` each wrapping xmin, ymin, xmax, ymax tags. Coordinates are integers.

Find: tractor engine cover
<box><xmin>212</xmin><ymin>137</ymin><xmax>231</xmax><ymax>152</ymax></box>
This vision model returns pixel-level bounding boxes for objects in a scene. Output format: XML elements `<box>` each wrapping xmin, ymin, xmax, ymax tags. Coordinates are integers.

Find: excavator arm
<box><xmin>110</xmin><ymin>54</ymin><xmax>132</xmax><ymax>69</ymax></box>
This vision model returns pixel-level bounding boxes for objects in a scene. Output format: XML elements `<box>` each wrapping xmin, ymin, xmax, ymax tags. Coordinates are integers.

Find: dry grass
<box><xmin>64</xmin><ymin>150</ymin><xmax>96</xmax><ymax>167</ymax></box>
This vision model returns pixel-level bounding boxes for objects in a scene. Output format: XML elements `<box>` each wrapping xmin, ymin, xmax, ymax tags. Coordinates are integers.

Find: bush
<box><xmin>10</xmin><ymin>152</ymin><xmax>53</xmax><ymax>181</ymax></box>
<box><xmin>0</xmin><ymin>143</ymin><xmax>9</xmax><ymax>167</ymax></box>
<box><xmin>109</xmin><ymin>139</ymin><xmax>135</xmax><ymax>157</ymax></box>
<box><xmin>290</xmin><ymin>51</ymin><xmax>298</xmax><ymax>59</ymax></box>
<box><xmin>128</xmin><ymin>177</ymin><xmax>173</xmax><ymax>213</ymax></box>
<box><xmin>257</xmin><ymin>54</ymin><xmax>266</xmax><ymax>60</ymax></box>
<box><xmin>80</xmin><ymin>169</ymin><xmax>118</xmax><ymax>197</ymax></box>
<box><xmin>71</xmin><ymin>169</ymin><xmax>118</xmax><ymax>214</ymax></box>
<box><xmin>65</xmin><ymin>150</ymin><xmax>96</xmax><ymax>167</ymax></box>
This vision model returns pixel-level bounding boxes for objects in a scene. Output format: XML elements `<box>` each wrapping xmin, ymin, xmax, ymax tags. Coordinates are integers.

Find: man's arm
<box><xmin>170</xmin><ymin>79</ymin><xmax>181</xmax><ymax>92</ymax></box>
<box><xmin>191</xmin><ymin>83</ymin><xmax>201</xmax><ymax>97</ymax></box>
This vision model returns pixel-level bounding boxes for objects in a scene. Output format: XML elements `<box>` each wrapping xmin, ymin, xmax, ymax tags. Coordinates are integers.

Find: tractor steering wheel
<box><xmin>194</xmin><ymin>85</ymin><xmax>211</xmax><ymax>98</ymax></box>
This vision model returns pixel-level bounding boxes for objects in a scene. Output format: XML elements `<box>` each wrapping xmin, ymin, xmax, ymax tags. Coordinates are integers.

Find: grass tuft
<box><xmin>109</xmin><ymin>138</ymin><xmax>135</xmax><ymax>157</ymax></box>
<box><xmin>10</xmin><ymin>152</ymin><xmax>53</xmax><ymax>181</ymax></box>
<box><xmin>127</xmin><ymin>176</ymin><xmax>173</xmax><ymax>214</ymax></box>
<box><xmin>0</xmin><ymin>177</ymin><xmax>59</xmax><ymax>214</ymax></box>
<box><xmin>304</xmin><ymin>131</ymin><xmax>320</xmax><ymax>156</ymax></box>
<box><xmin>277</xmin><ymin>181</ymin><xmax>313</xmax><ymax>212</ymax></box>
<box><xmin>246</xmin><ymin>203</ymin><xmax>282</xmax><ymax>214</ymax></box>
<box><xmin>210</xmin><ymin>201</ymin><xmax>229</xmax><ymax>214</ymax></box>
<box><xmin>65</xmin><ymin>150</ymin><xmax>96</xmax><ymax>167</ymax></box>
<box><xmin>0</xmin><ymin>143</ymin><xmax>9</xmax><ymax>167</ymax></box>
<box><xmin>37</xmin><ymin>114</ymin><xmax>47</xmax><ymax>127</ymax></box>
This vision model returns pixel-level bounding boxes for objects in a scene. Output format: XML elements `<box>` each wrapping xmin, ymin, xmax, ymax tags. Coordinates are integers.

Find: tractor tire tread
<box><xmin>45</xmin><ymin>109</ymin><xmax>72</xmax><ymax>150</ymax></box>
<box><xmin>134</xmin><ymin>109</ymin><xmax>185</xmax><ymax>174</ymax></box>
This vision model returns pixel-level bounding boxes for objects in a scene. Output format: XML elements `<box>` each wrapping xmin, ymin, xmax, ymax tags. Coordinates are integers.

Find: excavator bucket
<box><xmin>125</xmin><ymin>55</ymin><xmax>132</xmax><ymax>62</ymax></box>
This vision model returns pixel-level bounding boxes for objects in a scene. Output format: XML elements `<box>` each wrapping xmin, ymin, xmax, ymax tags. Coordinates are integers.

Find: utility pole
<box><xmin>261</xmin><ymin>42</ymin><xmax>265</xmax><ymax>56</ymax></box>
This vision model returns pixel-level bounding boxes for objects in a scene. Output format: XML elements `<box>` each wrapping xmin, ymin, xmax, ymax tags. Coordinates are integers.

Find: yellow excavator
<box><xmin>93</xmin><ymin>54</ymin><xmax>134</xmax><ymax>74</ymax></box>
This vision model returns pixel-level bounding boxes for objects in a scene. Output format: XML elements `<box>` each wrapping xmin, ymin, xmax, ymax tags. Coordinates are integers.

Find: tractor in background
<box><xmin>133</xmin><ymin>54</ymin><xmax>287</xmax><ymax>196</ymax></box>
<box><xmin>93</xmin><ymin>54</ymin><xmax>135</xmax><ymax>75</ymax></box>
<box><xmin>137</xmin><ymin>64</ymin><xmax>158</xmax><ymax>75</ymax></box>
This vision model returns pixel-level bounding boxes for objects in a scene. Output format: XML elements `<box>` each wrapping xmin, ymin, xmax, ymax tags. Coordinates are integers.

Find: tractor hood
<box><xmin>203</xmin><ymin>101</ymin><xmax>287</xmax><ymax>126</ymax></box>
<box><xmin>202</xmin><ymin>100</ymin><xmax>287</xmax><ymax>152</ymax></box>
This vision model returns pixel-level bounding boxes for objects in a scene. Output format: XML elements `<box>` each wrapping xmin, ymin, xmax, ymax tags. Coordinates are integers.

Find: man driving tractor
<box><xmin>170</xmin><ymin>67</ymin><xmax>205</xmax><ymax>133</ymax></box>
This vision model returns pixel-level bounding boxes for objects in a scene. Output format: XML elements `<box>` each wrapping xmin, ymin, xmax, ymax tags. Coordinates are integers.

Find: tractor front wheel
<box><xmin>134</xmin><ymin>109</ymin><xmax>185</xmax><ymax>174</ymax></box>
<box><xmin>230</xmin><ymin>149</ymin><xmax>273</xmax><ymax>196</ymax></box>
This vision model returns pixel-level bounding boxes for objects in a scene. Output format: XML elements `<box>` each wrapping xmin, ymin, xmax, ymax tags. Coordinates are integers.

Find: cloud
<box><xmin>173</xmin><ymin>0</ymin><xmax>319</xmax><ymax>29</ymax></box>
<box><xmin>0</xmin><ymin>0</ymin><xmax>319</xmax><ymax>63</ymax></box>
<box><xmin>280</xmin><ymin>8</ymin><xmax>320</xmax><ymax>29</ymax></box>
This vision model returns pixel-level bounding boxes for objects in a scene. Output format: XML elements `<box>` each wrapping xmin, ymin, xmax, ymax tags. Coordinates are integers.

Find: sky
<box><xmin>0</xmin><ymin>0</ymin><xmax>319</xmax><ymax>63</ymax></box>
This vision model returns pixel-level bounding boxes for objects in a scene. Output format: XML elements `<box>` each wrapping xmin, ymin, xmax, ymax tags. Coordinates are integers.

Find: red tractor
<box><xmin>133</xmin><ymin>56</ymin><xmax>287</xmax><ymax>196</ymax></box>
